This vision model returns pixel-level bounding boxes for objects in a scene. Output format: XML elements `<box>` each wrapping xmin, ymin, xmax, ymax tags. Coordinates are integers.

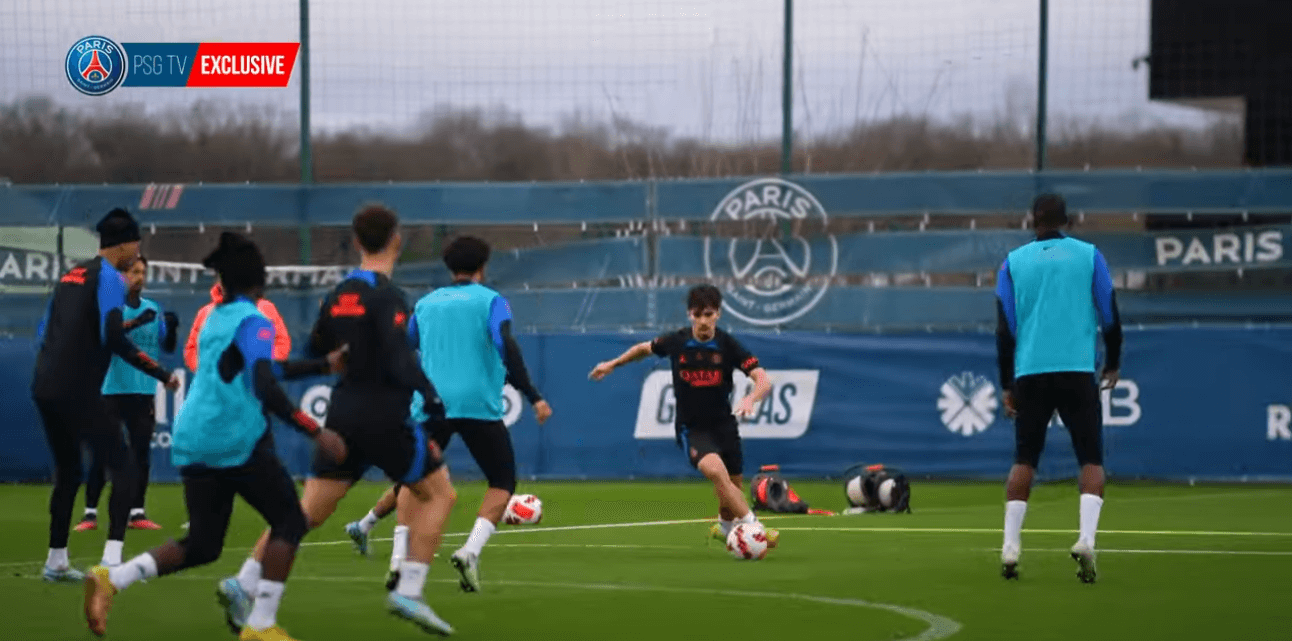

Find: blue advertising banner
<box><xmin>2</xmin><ymin>327</ymin><xmax>1290</xmax><ymax>484</ymax></box>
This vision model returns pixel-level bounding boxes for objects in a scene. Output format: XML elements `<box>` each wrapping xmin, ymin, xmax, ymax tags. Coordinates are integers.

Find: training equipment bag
<box><xmin>750</xmin><ymin>465</ymin><xmax>810</xmax><ymax>514</ymax></box>
<box><xmin>843</xmin><ymin>464</ymin><xmax>912</xmax><ymax>513</ymax></box>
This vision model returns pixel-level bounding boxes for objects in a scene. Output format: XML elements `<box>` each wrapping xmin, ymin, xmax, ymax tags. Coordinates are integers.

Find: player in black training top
<box><xmin>229</xmin><ymin>204</ymin><xmax>457</xmax><ymax>636</ymax></box>
<box><xmin>31</xmin><ymin>208</ymin><xmax>179</xmax><ymax>582</ymax></box>
<box><xmin>590</xmin><ymin>284</ymin><xmax>780</xmax><ymax>549</ymax></box>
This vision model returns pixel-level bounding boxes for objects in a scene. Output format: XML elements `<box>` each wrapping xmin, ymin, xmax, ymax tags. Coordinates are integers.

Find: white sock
<box><xmin>719</xmin><ymin>519</ymin><xmax>734</xmax><ymax>537</ymax></box>
<box><xmin>736</xmin><ymin>510</ymin><xmax>758</xmax><ymax>525</ymax></box>
<box><xmin>84</xmin><ymin>508</ymin><xmax>98</xmax><ymax>517</ymax></box>
<box><xmin>395</xmin><ymin>561</ymin><xmax>429</xmax><ymax>599</ymax></box>
<box><xmin>1004</xmin><ymin>500</ymin><xmax>1028</xmax><ymax>551</ymax></box>
<box><xmin>246</xmin><ymin>580</ymin><xmax>285</xmax><ymax>631</ymax></box>
<box><xmin>108</xmin><ymin>552</ymin><xmax>158</xmax><ymax>591</ymax></box>
<box><xmin>237</xmin><ymin>558</ymin><xmax>262</xmax><ymax>595</ymax></box>
<box><xmin>461</xmin><ymin>517</ymin><xmax>496</xmax><ymax>557</ymax></box>
<box><xmin>129</xmin><ymin>508</ymin><xmax>145</xmax><ymax>519</ymax></box>
<box><xmin>102</xmin><ymin>540</ymin><xmax>124</xmax><ymax>566</ymax></box>
<box><xmin>389</xmin><ymin>525</ymin><xmax>409</xmax><ymax>572</ymax></box>
<box><xmin>1079</xmin><ymin>493</ymin><xmax>1104</xmax><ymax>548</ymax></box>
<box><xmin>47</xmin><ymin>548</ymin><xmax>69</xmax><ymax>569</ymax></box>
<box><xmin>359</xmin><ymin>510</ymin><xmax>381</xmax><ymax>534</ymax></box>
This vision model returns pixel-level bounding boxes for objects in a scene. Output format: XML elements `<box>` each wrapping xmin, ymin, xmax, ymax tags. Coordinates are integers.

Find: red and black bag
<box><xmin>750</xmin><ymin>465</ymin><xmax>811</xmax><ymax>514</ymax></box>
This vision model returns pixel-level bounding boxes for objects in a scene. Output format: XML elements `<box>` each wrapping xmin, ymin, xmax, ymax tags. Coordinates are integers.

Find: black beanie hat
<box><xmin>202</xmin><ymin>232</ymin><xmax>267</xmax><ymax>294</ymax></box>
<box><xmin>96</xmin><ymin>208</ymin><xmax>141</xmax><ymax>249</ymax></box>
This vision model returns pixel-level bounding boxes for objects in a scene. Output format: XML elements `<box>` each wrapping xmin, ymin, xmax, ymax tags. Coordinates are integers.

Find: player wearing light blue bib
<box><xmin>78</xmin><ymin>256</ymin><xmax>179</xmax><ymax>532</ymax></box>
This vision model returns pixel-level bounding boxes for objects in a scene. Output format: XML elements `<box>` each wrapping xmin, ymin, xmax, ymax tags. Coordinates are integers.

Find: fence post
<box><xmin>781</xmin><ymin>0</ymin><xmax>794</xmax><ymax>176</ymax></box>
<box><xmin>1035</xmin><ymin>0</ymin><xmax>1049</xmax><ymax>172</ymax></box>
<box><xmin>298</xmin><ymin>0</ymin><xmax>313</xmax><ymax>265</ymax></box>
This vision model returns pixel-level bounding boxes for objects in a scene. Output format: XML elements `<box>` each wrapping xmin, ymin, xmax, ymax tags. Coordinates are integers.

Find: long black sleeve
<box><xmin>161</xmin><ymin>312</ymin><xmax>179</xmax><ymax>354</ymax></box>
<box><xmin>105</xmin><ymin>307</ymin><xmax>171</xmax><ymax>382</ymax></box>
<box><xmin>252</xmin><ymin>359</ymin><xmax>320</xmax><ymax>436</ymax></box>
<box><xmin>374</xmin><ymin>294</ymin><xmax>442</xmax><ymax>406</ymax></box>
<box><xmin>1102</xmin><ymin>292</ymin><xmax>1124</xmax><ymax>372</ymax></box>
<box><xmin>275</xmin><ymin>357</ymin><xmax>333</xmax><ymax>381</ymax></box>
<box><xmin>995</xmin><ymin>300</ymin><xmax>1016</xmax><ymax>390</ymax></box>
<box><xmin>500</xmin><ymin>320</ymin><xmax>542</xmax><ymax>403</ymax></box>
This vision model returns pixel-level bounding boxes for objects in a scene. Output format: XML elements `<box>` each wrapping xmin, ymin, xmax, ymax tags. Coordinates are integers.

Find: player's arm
<box><xmin>259</xmin><ymin>299</ymin><xmax>293</xmax><ymax>360</ymax></box>
<box><xmin>375</xmin><ymin>291</ymin><xmax>443</xmax><ymax>409</ymax></box>
<box><xmin>306</xmin><ymin>294</ymin><xmax>339</xmax><ymax>359</ymax></box>
<box><xmin>730</xmin><ymin>338</ymin><xmax>770</xmax><ymax>416</ymax></box>
<box><xmin>159</xmin><ymin>306</ymin><xmax>180</xmax><ymax>354</ymax></box>
<box><xmin>1092</xmin><ymin>250</ymin><xmax>1123</xmax><ymax>388</ymax></box>
<box><xmin>589</xmin><ymin>334</ymin><xmax>667</xmax><ymax>380</ymax></box>
<box><xmin>489</xmin><ymin>296</ymin><xmax>543</xmax><ymax>404</ymax></box>
<box><xmin>122</xmin><ymin>309</ymin><xmax>157</xmax><ymax>332</ymax></box>
<box><xmin>223</xmin><ymin>316</ymin><xmax>325</xmax><ymax>436</ymax></box>
<box><xmin>994</xmin><ymin>260</ymin><xmax>1019</xmax><ymax>415</ymax></box>
<box><xmin>99</xmin><ymin>273</ymin><xmax>171</xmax><ymax>383</ymax></box>
<box><xmin>184</xmin><ymin>305</ymin><xmax>209</xmax><ymax>371</ymax></box>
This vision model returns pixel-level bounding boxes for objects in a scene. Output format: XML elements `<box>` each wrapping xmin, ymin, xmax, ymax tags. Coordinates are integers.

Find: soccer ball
<box><xmin>725</xmin><ymin>523</ymin><xmax>769</xmax><ymax>560</ymax></box>
<box><xmin>503</xmin><ymin>493</ymin><xmax>543</xmax><ymax>525</ymax></box>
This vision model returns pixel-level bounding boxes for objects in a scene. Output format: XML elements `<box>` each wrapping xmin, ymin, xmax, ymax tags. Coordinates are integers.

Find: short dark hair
<box><xmin>203</xmin><ymin>232</ymin><xmax>266</xmax><ymax>296</ymax></box>
<box><xmin>352</xmin><ymin>204</ymin><xmax>400</xmax><ymax>254</ymax></box>
<box><xmin>686</xmin><ymin>284</ymin><xmax>722</xmax><ymax>312</ymax></box>
<box><xmin>443</xmin><ymin>236</ymin><xmax>491</xmax><ymax>275</ymax></box>
<box><xmin>1031</xmin><ymin>193</ymin><xmax>1068</xmax><ymax>228</ymax></box>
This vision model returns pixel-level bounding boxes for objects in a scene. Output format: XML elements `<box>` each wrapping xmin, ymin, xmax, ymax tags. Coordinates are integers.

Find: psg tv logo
<box><xmin>65</xmin><ymin>35</ymin><xmax>127</xmax><ymax>96</ymax></box>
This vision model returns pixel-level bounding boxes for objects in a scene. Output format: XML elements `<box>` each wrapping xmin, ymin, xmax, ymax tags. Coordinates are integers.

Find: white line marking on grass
<box><xmin>11</xmin><ymin>573</ymin><xmax>960</xmax><ymax>641</ymax></box>
<box><xmin>980</xmin><ymin>548</ymin><xmax>1292</xmax><ymax>556</ymax></box>
<box><xmin>771</xmin><ymin>527</ymin><xmax>1292</xmax><ymax>537</ymax></box>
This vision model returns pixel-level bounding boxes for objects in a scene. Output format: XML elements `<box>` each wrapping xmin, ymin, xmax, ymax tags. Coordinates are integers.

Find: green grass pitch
<box><xmin>1</xmin><ymin>480</ymin><xmax>1290</xmax><ymax>640</ymax></box>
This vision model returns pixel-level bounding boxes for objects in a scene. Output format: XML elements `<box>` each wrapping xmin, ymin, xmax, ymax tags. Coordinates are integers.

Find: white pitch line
<box><xmin>770</xmin><ymin>527</ymin><xmax>1292</xmax><ymax>536</ymax></box>
<box><xmin>982</xmin><ymin>547</ymin><xmax>1292</xmax><ymax>557</ymax></box>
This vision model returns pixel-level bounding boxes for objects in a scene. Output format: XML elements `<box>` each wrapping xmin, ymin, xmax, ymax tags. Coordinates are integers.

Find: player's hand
<box><xmin>733</xmin><ymin>396</ymin><xmax>757</xmax><ymax>420</ymax></box>
<box><xmin>1002</xmin><ymin>390</ymin><xmax>1018</xmax><ymax>418</ymax></box>
<box><xmin>1100</xmin><ymin>368</ymin><xmax>1119</xmax><ymax>390</ymax></box>
<box><xmin>135</xmin><ymin>309</ymin><xmax>158</xmax><ymax>325</ymax></box>
<box><xmin>588</xmin><ymin>361</ymin><xmax>615</xmax><ymax>381</ymax></box>
<box><xmin>164</xmin><ymin>373</ymin><xmax>181</xmax><ymax>391</ymax></box>
<box><xmin>325</xmin><ymin>344</ymin><xmax>349</xmax><ymax>374</ymax></box>
<box><xmin>532</xmin><ymin>400</ymin><xmax>553</xmax><ymax>425</ymax></box>
<box><xmin>163</xmin><ymin>311</ymin><xmax>180</xmax><ymax>332</ymax></box>
<box><xmin>314</xmin><ymin>428</ymin><xmax>348</xmax><ymax>462</ymax></box>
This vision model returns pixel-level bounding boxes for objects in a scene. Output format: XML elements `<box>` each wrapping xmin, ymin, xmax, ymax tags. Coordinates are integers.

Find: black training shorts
<box><xmin>312</xmin><ymin>389</ymin><xmax>443</xmax><ymax>485</ymax></box>
<box><xmin>1012</xmin><ymin>371</ymin><xmax>1104</xmax><ymax>468</ymax></box>
<box><xmin>426</xmin><ymin>418</ymin><xmax>516</xmax><ymax>494</ymax></box>
<box><xmin>679</xmin><ymin>418</ymin><xmax>743</xmax><ymax>476</ymax></box>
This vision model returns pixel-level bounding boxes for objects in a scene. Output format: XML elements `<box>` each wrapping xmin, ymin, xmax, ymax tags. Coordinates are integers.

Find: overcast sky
<box><xmin>1</xmin><ymin>0</ymin><xmax>1227</xmax><ymax>141</ymax></box>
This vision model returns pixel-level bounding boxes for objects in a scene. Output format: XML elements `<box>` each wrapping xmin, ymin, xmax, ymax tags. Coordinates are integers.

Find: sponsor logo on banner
<box><xmin>297</xmin><ymin>384</ymin><xmax>524</xmax><ymax>428</ymax></box>
<box><xmin>633</xmin><ymin>369</ymin><xmax>819</xmax><ymax>439</ymax></box>
<box><xmin>704</xmin><ymin>178</ymin><xmax>838</xmax><ymax>326</ymax></box>
<box><xmin>937</xmin><ymin>372</ymin><xmax>998</xmax><ymax>436</ymax></box>
<box><xmin>1268</xmin><ymin>404</ymin><xmax>1291</xmax><ymax>441</ymax></box>
<box><xmin>1154</xmin><ymin>229</ymin><xmax>1284</xmax><ymax>267</ymax></box>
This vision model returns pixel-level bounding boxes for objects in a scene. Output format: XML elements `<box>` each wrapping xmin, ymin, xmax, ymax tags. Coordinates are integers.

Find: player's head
<box><xmin>1031</xmin><ymin>193</ymin><xmax>1069</xmax><ymax>233</ymax></box>
<box><xmin>352</xmin><ymin>203</ymin><xmax>402</xmax><ymax>259</ymax></box>
<box><xmin>443</xmin><ymin>235</ymin><xmax>491</xmax><ymax>280</ymax></box>
<box><xmin>125</xmin><ymin>255</ymin><xmax>148</xmax><ymax>295</ymax></box>
<box><xmin>686</xmin><ymin>284</ymin><xmax>722</xmax><ymax>341</ymax></box>
<box><xmin>203</xmin><ymin>232</ymin><xmax>267</xmax><ymax>302</ymax></box>
<box><xmin>95</xmin><ymin>208</ymin><xmax>142</xmax><ymax>270</ymax></box>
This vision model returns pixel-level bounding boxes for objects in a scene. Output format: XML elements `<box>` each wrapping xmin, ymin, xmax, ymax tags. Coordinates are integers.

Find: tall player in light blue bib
<box><xmin>78</xmin><ymin>255</ymin><xmax>179</xmax><ymax>535</ymax></box>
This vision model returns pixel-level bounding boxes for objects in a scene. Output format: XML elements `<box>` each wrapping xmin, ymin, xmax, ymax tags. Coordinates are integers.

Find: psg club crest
<box><xmin>65</xmin><ymin>36</ymin><xmax>127</xmax><ymax>96</ymax></box>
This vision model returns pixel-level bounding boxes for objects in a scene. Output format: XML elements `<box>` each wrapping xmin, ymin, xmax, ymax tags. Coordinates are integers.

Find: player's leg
<box><xmin>232</xmin><ymin>449</ymin><xmax>312</xmax><ymax>639</ymax></box>
<box><xmin>380</xmin><ymin>422</ymin><xmax>455</xmax><ymax>634</ymax></box>
<box><xmin>346</xmin><ymin>484</ymin><xmax>399</xmax><ymax>556</ymax></box>
<box><xmin>388</xmin><ymin>426</ymin><xmax>451</xmax><ymax>590</ymax></box>
<box><xmin>686</xmin><ymin>430</ymin><xmax>756</xmax><ymax>526</ymax></box>
<box><xmin>82</xmin><ymin>397</ymin><xmax>137</xmax><ymax>567</ymax></box>
<box><xmin>79</xmin><ymin>397</ymin><xmax>119</xmax><ymax>533</ymax></box>
<box><xmin>35</xmin><ymin>399</ymin><xmax>87</xmax><ymax>581</ymax></box>
<box><xmin>84</xmin><ymin>466</ymin><xmax>237</xmax><ymax>636</ymax></box>
<box><xmin>716</xmin><ymin>432</ymin><xmax>778</xmax><ymax>547</ymax></box>
<box><xmin>450</xmin><ymin>420</ymin><xmax>516</xmax><ymax>593</ymax></box>
<box><xmin>78</xmin><ymin>452</ymin><xmax>106</xmax><ymax>532</ymax></box>
<box><xmin>123</xmin><ymin>394</ymin><xmax>161</xmax><ymax>529</ymax></box>
<box><xmin>1056</xmin><ymin>373</ymin><xmax>1105</xmax><ymax>584</ymax></box>
<box><xmin>1001</xmin><ymin>374</ymin><xmax>1056</xmax><ymax>579</ymax></box>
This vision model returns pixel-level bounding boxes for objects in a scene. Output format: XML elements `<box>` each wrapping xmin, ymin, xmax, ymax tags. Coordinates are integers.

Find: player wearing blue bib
<box><xmin>995</xmin><ymin>194</ymin><xmax>1123</xmax><ymax>584</ymax></box>
<box><xmin>77</xmin><ymin>255</ymin><xmax>179</xmax><ymax>533</ymax></box>
<box><xmin>82</xmin><ymin>232</ymin><xmax>348</xmax><ymax>641</ymax></box>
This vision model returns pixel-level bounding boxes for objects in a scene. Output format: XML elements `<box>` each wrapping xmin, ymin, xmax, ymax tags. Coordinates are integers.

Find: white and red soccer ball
<box><xmin>725</xmin><ymin>523</ymin><xmax>769</xmax><ymax>560</ymax></box>
<box><xmin>503</xmin><ymin>493</ymin><xmax>543</xmax><ymax>525</ymax></box>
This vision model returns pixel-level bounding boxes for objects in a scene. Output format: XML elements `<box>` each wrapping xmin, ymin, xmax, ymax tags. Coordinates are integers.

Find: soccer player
<box><xmin>995</xmin><ymin>193</ymin><xmax>1123</xmax><ymax>583</ymax></box>
<box><xmin>226</xmin><ymin>205</ymin><xmax>457</xmax><ymax>636</ymax></box>
<box><xmin>399</xmin><ymin>235</ymin><xmax>551</xmax><ymax>594</ymax></box>
<box><xmin>77</xmin><ymin>255</ymin><xmax>179</xmax><ymax>532</ymax></box>
<box><xmin>589</xmin><ymin>284</ymin><xmax>779</xmax><ymax>549</ymax></box>
<box><xmin>32</xmin><ymin>208</ymin><xmax>179</xmax><ymax>580</ymax></box>
<box><xmin>82</xmin><ymin>231</ymin><xmax>348</xmax><ymax>641</ymax></box>
<box><xmin>186</xmin><ymin>276</ymin><xmax>291</xmax><ymax>371</ymax></box>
